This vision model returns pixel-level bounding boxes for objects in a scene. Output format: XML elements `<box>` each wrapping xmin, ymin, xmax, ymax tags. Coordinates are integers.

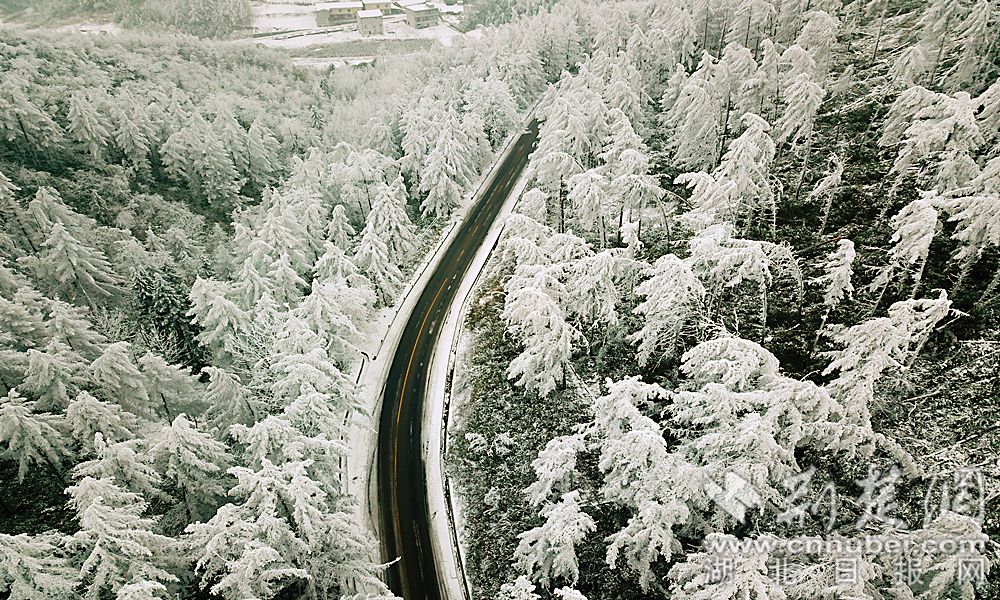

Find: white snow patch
<box><xmin>254</xmin><ymin>15</ymin><xmax>464</xmax><ymax>48</ymax></box>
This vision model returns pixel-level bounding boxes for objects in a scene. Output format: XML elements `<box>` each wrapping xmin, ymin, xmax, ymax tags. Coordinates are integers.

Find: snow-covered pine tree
<box><xmin>74</xmin><ymin>491</ymin><xmax>176</xmax><ymax>598</ymax></box>
<box><xmin>464</xmin><ymin>76</ymin><xmax>519</xmax><ymax>146</ymax></box>
<box><xmin>915</xmin><ymin>0</ymin><xmax>960</xmax><ymax>84</ymax></box>
<box><xmin>882</xmin><ymin>90</ymin><xmax>983</xmax><ymax>191</ymax></box>
<box><xmin>186</xmin><ymin>458</ymin><xmax>337</xmax><ymax>599</ymax></box>
<box><xmin>775</xmin><ymin>73</ymin><xmax>825</xmax><ymax>148</ymax></box>
<box><xmin>0</xmin><ymin>532</ymin><xmax>77</xmax><ymax>600</ymax></box>
<box><xmin>37</xmin><ymin>222</ymin><xmax>120</xmax><ymax>310</ymax></box>
<box><xmin>27</xmin><ymin>185</ymin><xmax>96</xmax><ymax>244</ymax></box>
<box><xmin>419</xmin><ymin>133</ymin><xmax>464</xmax><ymax>218</ymax></box>
<box><xmin>20</xmin><ymin>340</ymin><xmax>80</xmax><ymax>411</ymax></box>
<box><xmin>809</xmin><ymin>153</ymin><xmax>844</xmax><ymax>234</ymax></box>
<box><xmin>353</xmin><ymin>224</ymin><xmax>402</xmax><ymax>307</ymax></box>
<box><xmin>0</xmin><ymin>75</ymin><xmax>63</xmax><ymax>152</ymax></box>
<box><xmin>566</xmin><ymin>169</ymin><xmax>608</xmax><ymax>245</ymax></box>
<box><xmin>503</xmin><ymin>284</ymin><xmax>580</xmax><ymax>397</ymax></box>
<box><xmin>630</xmin><ymin>254</ymin><xmax>706</xmax><ymax>367</ymax></box>
<box><xmin>599</xmin><ymin>108</ymin><xmax>644</xmax><ymax>171</ymax></box>
<box><xmin>668</xmin><ymin>533</ymin><xmax>784</xmax><ymax>600</ymax></box>
<box><xmin>327</xmin><ymin>204</ymin><xmax>356</xmax><ymax>250</ymax></box>
<box><xmin>514</xmin><ymin>491</ymin><xmax>596</xmax><ymax>588</ymax></box>
<box><xmin>150</xmin><ymin>414</ymin><xmax>233</xmax><ymax>521</ymax></box>
<box><xmin>295</xmin><ymin>277</ymin><xmax>373</xmax><ymax>366</ymax></box>
<box><xmin>604</xmin><ymin>62</ymin><xmax>643</xmax><ymax>125</ymax></box>
<box><xmin>137</xmin><ymin>352</ymin><xmax>199</xmax><ymax>423</ymax></box>
<box><xmin>976</xmin><ymin>79</ymin><xmax>1000</xmax><ymax>149</ymax></box>
<box><xmin>460</xmin><ymin>111</ymin><xmax>493</xmax><ymax>172</ymax></box>
<box><xmin>692</xmin><ymin>112</ymin><xmax>776</xmax><ymax>231</ymax></box>
<box><xmin>367</xmin><ymin>181</ymin><xmax>417</xmax><ymax>262</ymax></box>
<box><xmin>213</xmin><ymin>112</ymin><xmax>249</xmax><ymax>178</ymax></box>
<box><xmin>886</xmin><ymin>289</ymin><xmax>954</xmax><ymax>358</ymax></box>
<box><xmin>112</xmin><ymin>92</ymin><xmax>154</xmax><ymax>173</ymax></box>
<box><xmin>666</xmin><ymin>55</ymin><xmax>721</xmax><ymax>170</ymax></box>
<box><xmin>115</xmin><ymin>580</ymin><xmax>168</xmax><ymax>600</ymax></box>
<box><xmin>869</xmin><ymin>195</ymin><xmax>939</xmax><ymax>301</ymax></box>
<box><xmin>497</xmin><ymin>576</ymin><xmax>541</xmax><ymax>600</ymax></box>
<box><xmin>605</xmin><ymin>486</ymin><xmax>689</xmax><ymax>589</ymax></box>
<box><xmin>716</xmin><ymin>43</ymin><xmax>758</xmax><ymax>149</ymax></box>
<box><xmin>361</xmin><ymin>115</ymin><xmax>397</xmax><ymax>158</ymax></box>
<box><xmin>314</xmin><ymin>242</ymin><xmax>365</xmax><ymax>287</ymax></box>
<box><xmin>944</xmin><ymin>0</ymin><xmax>995</xmax><ymax>89</ymax></box>
<box><xmin>191</xmin><ymin>115</ymin><xmax>243</xmax><ymax>210</ymax></box>
<box><xmin>66</xmin><ymin>92</ymin><xmax>112</xmax><ymax>161</ymax></box>
<box><xmin>941</xmin><ymin>157</ymin><xmax>1000</xmax><ymax>289</ymax></box>
<box><xmin>0</xmin><ymin>389</ymin><xmax>66</xmax><ymax>482</ymax></box>
<box><xmin>687</xmin><ymin>224</ymin><xmax>772</xmax><ymax>315</ymax></box>
<box><xmin>45</xmin><ymin>297</ymin><xmax>107</xmax><ymax>360</ymax></box>
<box><xmin>517</xmin><ymin>188</ymin><xmax>549</xmax><ymax>225</ymax></box>
<box><xmin>812</xmin><ymin>238</ymin><xmax>856</xmax><ymax>338</ymax></box>
<box><xmin>823</xmin><ymin>292</ymin><xmax>952</xmax><ymax>425</ymax></box>
<box><xmin>267</xmin><ymin>253</ymin><xmax>308</xmax><ymax>307</ymax></box>
<box><xmin>66</xmin><ymin>390</ymin><xmax>135</xmax><ymax>454</ymax></box>
<box><xmin>73</xmin><ymin>433</ymin><xmax>163</xmax><ymax>501</ymax></box>
<box><xmin>796</xmin><ymin>10</ymin><xmax>840</xmax><ymax>76</ymax></box>
<box><xmin>90</xmin><ymin>342</ymin><xmax>151</xmax><ymax>417</ymax></box>
<box><xmin>524</xmin><ymin>434</ymin><xmax>585</xmax><ymax>507</ymax></box>
<box><xmin>201</xmin><ymin>365</ymin><xmax>258</xmax><ymax>435</ymax></box>
<box><xmin>187</xmin><ymin>277</ymin><xmax>247</xmax><ymax>360</ymax></box>
<box><xmin>246</xmin><ymin>120</ymin><xmax>281</xmax><ymax>191</ymax></box>
<box><xmin>229</xmin><ymin>259</ymin><xmax>273</xmax><ymax>312</ymax></box>
<box><xmin>568</xmin><ymin>249</ymin><xmax>638</xmax><ymax>328</ymax></box>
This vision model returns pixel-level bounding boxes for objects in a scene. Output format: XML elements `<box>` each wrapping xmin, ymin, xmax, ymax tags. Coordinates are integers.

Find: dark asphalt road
<box><xmin>377</xmin><ymin>120</ymin><xmax>540</xmax><ymax>600</ymax></box>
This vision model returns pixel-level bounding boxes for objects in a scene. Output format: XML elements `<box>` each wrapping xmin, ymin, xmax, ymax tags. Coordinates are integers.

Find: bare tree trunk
<box><xmin>701</xmin><ymin>8</ymin><xmax>711</xmax><ymax>51</ymax></box>
<box><xmin>871</xmin><ymin>3</ymin><xmax>888</xmax><ymax>63</ymax></box>
<box><xmin>793</xmin><ymin>135</ymin><xmax>815</xmax><ymax>203</ymax></box>
<box><xmin>950</xmin><ymin>255</ymin><xmax>975</xmax><ymax>297</ymax></box>
<box><xmin>929</xmin><ymin>14</ymin><xmax>954</xmax><ymax>86</ymax></box>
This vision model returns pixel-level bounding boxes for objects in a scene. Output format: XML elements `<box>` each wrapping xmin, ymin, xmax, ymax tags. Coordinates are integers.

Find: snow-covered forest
<box><xmin>1</xmin><ymin>0</ymin><xmax>999</xmax><ymax>599</ymax></box>
<box><xmin>449</xmin><ymin>0</ymin><xmax>1000</xmax><ymax>599</ymax></box>
<box><xmin>0</xmin><ymin>7</ymin><xmax>572</xmax><ymax>597</ymax></box>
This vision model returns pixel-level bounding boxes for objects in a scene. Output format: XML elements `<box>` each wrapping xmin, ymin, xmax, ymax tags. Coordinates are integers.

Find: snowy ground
<box><xmin>433</xmin><ymin>164</ymin><xmax>533</xmax><ymax>600</ymax></box>
<box><xmin>254</xmin><ymin>15</ymin><xmax>466</xmax><ymax>48</ymax></box>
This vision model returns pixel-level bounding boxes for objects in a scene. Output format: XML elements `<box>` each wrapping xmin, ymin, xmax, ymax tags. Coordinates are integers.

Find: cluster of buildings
<box><xmin>308</xmin><ymin>0</ymin><xmax>443</xmax><ymax>31</ymax></box>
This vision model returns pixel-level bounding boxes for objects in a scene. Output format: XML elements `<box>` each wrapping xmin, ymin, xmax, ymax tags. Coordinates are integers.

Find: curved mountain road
<box><xmin>377</xmin><ymin>121</ymin><xmax>540</xmax><ymax>600</ymax></box>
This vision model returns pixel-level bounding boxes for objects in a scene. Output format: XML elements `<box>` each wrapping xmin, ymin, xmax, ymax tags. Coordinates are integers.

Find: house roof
<box><xmin>357</xmin><ymin>8</ymin><xmax>382</xmax><ymax>17</ymax></box>
<box><xmin>403</xmin><ymin>2</ymin><xmax>437</xmax><ymax>12</ymax></box>
<box><xmin>316</xmin><ymin>1</ymin><xmax>363</xmax><ymax>9</ymax></box>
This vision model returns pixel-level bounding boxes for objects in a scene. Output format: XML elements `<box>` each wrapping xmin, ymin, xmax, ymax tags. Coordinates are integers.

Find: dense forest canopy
<box><xmin>0</xmin><ymin>6</ymin><xmax>582</xmax><ymax>596</ymax></box>
<box><xmin>1</xmin><ymin>0</ymin><xmax>999</xmax><ymax>598</ymax></box>
<box><xmin>449</xmin><ymin>0</ymin><xmax>1000</xmax><ymax>599</ymax></box>
<box><xmin>0</xmin><ymin>0</ymin><xmax>252</xmax><ymax>37</ymax></box>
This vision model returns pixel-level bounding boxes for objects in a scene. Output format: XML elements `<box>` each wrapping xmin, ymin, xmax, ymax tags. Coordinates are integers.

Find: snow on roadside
<box><xmin>343</xmin><ymin>116</ymin><xmax>536</xmax><ymax>579</ymax></box>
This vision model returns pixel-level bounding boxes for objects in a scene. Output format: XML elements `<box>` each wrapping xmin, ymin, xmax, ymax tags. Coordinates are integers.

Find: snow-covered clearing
<box><xmin>254</xmin><ymin>14</ymin><xmax>465</xmax><ymax>48</ymax></box>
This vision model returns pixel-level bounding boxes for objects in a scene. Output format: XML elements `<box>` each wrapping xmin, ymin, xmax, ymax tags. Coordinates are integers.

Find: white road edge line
<box><xmin>345</xmin><ymin>106</ymin><xmax>537</xmax><ymax>596</ymax></box>
<box><xmin>424</xmin><ymin>162</ymin><xmax>533</xmax><ymax>600</ymax></box>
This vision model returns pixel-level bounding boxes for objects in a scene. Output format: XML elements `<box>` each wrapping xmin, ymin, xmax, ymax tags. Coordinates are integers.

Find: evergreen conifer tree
<box><xmin>352</xmin><ymin>225</ymin><xmax>402</xmax><ymax>307</ymax></box>
<box><xmin>0</xmin><ymin>532</ymin><xmax>77</xmax><ymax>600</ymax></box>
<box><xmin>66</xmin><ymin>391</ymin><xmax>136</xmax><ymax>454</ymax></box>
<box><xmin>90</xmin><ymin>342</ymin><xmax>151</xmax><ymax>417</ymax></box>
<box><xmin>514</xmin><ymin>491</ymin><xmax>595</xmax><ymax>587</ymax></box>
<box><xmin>151</xmin><ymin>414</ymin><xmax>233</xmax><ymax>521</ymax></box>
<box><xmin>66</xmin><ymin>92</ymin><xmax>112</xmax><ymax>161</ymax></box>
<box><xmin>37</xmin><ymin>223</ymin><xmax>120</xmax><ymax>310</ymax></box>
<box><xmin>0</xmin><ymin>389</ymin><xmax>66</xmax><ymax>482</ymax></box>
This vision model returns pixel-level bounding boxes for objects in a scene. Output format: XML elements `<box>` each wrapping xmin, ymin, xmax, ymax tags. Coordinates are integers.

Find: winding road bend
<box><xmin>377</xmin><ymin>120</ymin><xmax>540</xmax><ymax>600</ymax></box>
